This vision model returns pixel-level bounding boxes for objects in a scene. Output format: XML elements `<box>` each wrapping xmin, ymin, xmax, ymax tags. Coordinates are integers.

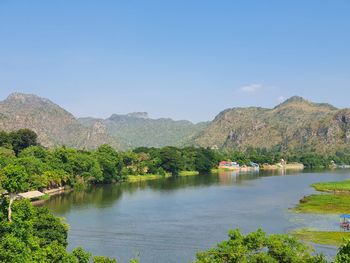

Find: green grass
<box><xmin>291</xmin><ymin>229</ymin><xmax>350</xmax><ymax>246</ymax></box>
<box><xmin>295</xmin><ymin>194</ymin><xmax>350</xmax><ymax>214</ymax></box>
<box><xmin>127</xmin><ymin>174</ymin><xmax>171</xmax><ymax>182</ymax></box>
<box><xmin>312</xmin><ymin>180</ymin><xmax>350</xmax><ymax>193</ymax></box>
<box><xmin>178</xmin><ymin>171</ymin><xmax>199</xmax><ymax>176</ymax></box>
<box><xmin>38</xmin><ymin>194</ymin><xmax>50</xmax><ymax>200</ymax></box>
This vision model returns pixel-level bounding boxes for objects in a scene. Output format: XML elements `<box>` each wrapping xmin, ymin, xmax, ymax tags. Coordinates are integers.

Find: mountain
<box><xmin>1</xmin><ymin>93</ymin><xmax>349</xmax><ymax>153</ymax></box>
<box><xmin>79</xmin><ymin>113</ymin><xmax>208</xmax><ymax>149</ymax></box>
<box><xmin>0</xmin><ymin>93</ymin><xmax>119</xmax><ymax>148</ymax></box>
<box><xmin>194</xmin><ymin>96</ymin><xmax>350</xmax><ymax>153</ymax></box>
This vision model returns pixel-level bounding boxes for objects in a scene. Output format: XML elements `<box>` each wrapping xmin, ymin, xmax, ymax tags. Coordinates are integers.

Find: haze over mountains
<box><xmin>80</xmin><ymin>113</ymin><xmax>207</xmax><ymax>149</ymax></box>
<box><xmin>0</xmin><ymin>92</ymin><xmax>349</xmax><ymax>153</ymax></box>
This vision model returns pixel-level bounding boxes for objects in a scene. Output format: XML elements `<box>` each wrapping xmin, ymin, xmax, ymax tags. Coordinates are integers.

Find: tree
<box><xmin>159</xmin><ymin>147</ymin><xmax>184</xmax><ymax>175</ymax></box>
<box><xmin>94</xmin><ymin>145</ymin><xmax>121</xmax><ymax>182</ymax></box>
<box><xmin>335</xmin><ymin>239</ymin><xmax>350</xmax><ymax>262</ymax></box>
<box><xmin>0</xmin><ymin>131</ymin><xmax>11</xmax><ymax>147</ymax></box>
<box><xmin>1</xmin><ymin>164</ymin><xmax>29</xmax><ymax>222</ymax></box>
<box><xmin>33</xmin><ymin>206</ymin><xmax>68</xmax><ymax>247</ymax></box>
<box><xmin>194</xmin><ymin>229</ymin><xmax>327</xmax><ymax>263</ymax></box>
<box><xmin>72</xmin><ymin>247</ymin><xmax>91</xmax><ymax>263</ymax></box>
<box><xmin>0</xmin><ymin>147</ymin><xmax>15</xmax><ymax>169</ymax></box>
<box><xmin>0</xmin><ymin>234</ymin><xmax>31</xmax><ymax>262</ymax></box>
<box><xmin>93</xmin><ymin>256</ymin><xmax>117</xmax><ymax>263</ymax></box>
<box><xmin>19</xmin><ymin>145</ymin><xmax>48</xmax><ymax>160</ymax></box>
<box><xmin>9</xmin><ymin>129</ymin><xmax>38</xmax><ymax>155</ymax></box>
<box><xmin>195</xmin><ymin>148</ymin><xmax>217</xmax><ymax>173</ymax></box>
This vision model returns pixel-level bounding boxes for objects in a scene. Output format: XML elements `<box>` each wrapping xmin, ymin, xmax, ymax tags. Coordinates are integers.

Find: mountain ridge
<box><xmin>0</xmin><ymin>92</ymin><xmax>120</xmax><ymax>149</ymax></box>
<box><xmin>0</xmin><ymin>92</ymin><xmax>349</xmax><ymax>153</ymax></box>
<box><xmin>194</xmin><ymin>96</ymin><xmax>349</xmax><ymax>153</ymax></box>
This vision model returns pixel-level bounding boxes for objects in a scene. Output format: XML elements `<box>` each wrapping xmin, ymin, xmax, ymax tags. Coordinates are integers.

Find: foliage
<box><xmin>72</xmin><ymin>247</ymin><xmax>91</xmax><ymax>263</ymax></box>
<box><xmin>93</xmin><ymin>256</ymin><xmax>117</xmax><ymax>263</ymax></box>
<box><xmin>335</xmin><ymin>239</ymin><xmax>350</xmax><ymax>263</ymax></box>
<box><xmin>0</xmin><ymin>129</ymin><xmax>38</xmax><ymax>155</ymax></box>
<box><xmin>159</xmin><ymin>147</ymin><xmax>184</xmax><ymax>175</ymax></box>
<box><xmin>194</xmin><ymin>229</ymin><xmax>327</xmax><ymax>263</ymax></box>
<box><xmin>3</xmin><ymin>129</ymin><xmax>350</xmax><ymax>196</ymax></box>
<box><xmin>1</xmin><ymin>164</ymin><xmax>29</xmax><ymax>194</ymax></box>
<box><xmin>0</xmin><ymin>199</ymin><xmax>119</xmax><ymax>263</ymax></box>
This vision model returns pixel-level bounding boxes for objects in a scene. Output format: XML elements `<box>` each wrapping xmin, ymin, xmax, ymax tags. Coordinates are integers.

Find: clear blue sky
<box><xmin>0</xmin><ymin>0</ymin><xmax>349</xmax><ymax>122</ymax></box>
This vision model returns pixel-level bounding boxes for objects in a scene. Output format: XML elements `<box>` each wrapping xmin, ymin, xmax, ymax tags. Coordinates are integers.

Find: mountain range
<box><xmin>0</xmin><ymin>92</ymin><xmax>349</xmax><ymax>153</ymax></box>
<box><xmin>194</xmin><ymin>96</ymin><xmax>350</xmax><ymax>153</ymax></box>
<box><xmin>0</xmin><ymin>93</ymin><xmax>206</xmax><ymax>149</ymax></box>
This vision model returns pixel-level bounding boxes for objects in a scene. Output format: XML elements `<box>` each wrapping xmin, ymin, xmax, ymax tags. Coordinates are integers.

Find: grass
<box><xmin>291</xmin><ymin>229</ymin><xmax>350</xmax><ymax>246</ymax></box>
<box><xmin>312</xmin><ymin>180</ymin><xmax>350</xmax><ymax>193</ymax></box>
<box><xmin>295</xmin><ymin>194</ymin><xmax>350</xmax><ymax>214</ymax></box>
<box><xmin>178</xmin><ymin>171</ymin><xmax>199</xmax><ymax>176</ymax></box>
<box><xmin>38</xmin><ymin>194</ymin><xmax>50</xmax><ymax>200</ymax></box>
<box><xmin>127</xmin><ymin>173</ymin><xmax>171</xmax><ymax>182</ymax></box>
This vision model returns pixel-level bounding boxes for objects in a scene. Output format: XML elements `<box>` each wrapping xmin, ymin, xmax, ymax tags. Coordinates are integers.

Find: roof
<box><xmin>18</xmin><ymin>191</ymin><xmax>45</xmax><ymax>199</ymax></box>
<box><xmin>340</xmin><ymin>214</ymin><xmax>350</xmax><ymax>219</ymax></box>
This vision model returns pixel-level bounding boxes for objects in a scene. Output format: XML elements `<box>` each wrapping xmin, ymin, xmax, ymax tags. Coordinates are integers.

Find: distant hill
<box><xmin>79</xmin><ymin>113</ymin><xmax>208</xmax><ymax>149</ymax></box>
<box><xmin>1</xmin><ymin>93</ymin><xmax>349</xmax><ymax>153</ymax></box>
<box><xmin>0</xmin><ymin>93</ymin><xmax>120</xmax><ymax>148</ymax></box>
<box><xmin>194</xmin><ymin>96</ymin><xmax>350</xmax><ymax>153</ymax></box>
<box><xmin>0</xmin><ymin>92</ymin><xmax>206</xmax><ymax>149</ymax></box>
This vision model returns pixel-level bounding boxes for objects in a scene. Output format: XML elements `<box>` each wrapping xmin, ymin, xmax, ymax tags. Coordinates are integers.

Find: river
<box><xmin>43</xmin><ymin>169</ymin><xmax>350</xmax><ymax>262</ymax></box>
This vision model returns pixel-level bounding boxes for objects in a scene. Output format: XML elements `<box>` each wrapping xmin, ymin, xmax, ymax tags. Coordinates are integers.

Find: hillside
<box><xmin>194</xmin><ymin>96</ymin><xmax>350</xmax><ymax>153</ymax></box>
<box><xmin>1</xmin><ymin>93</ymin><xmax>349</xmax><ymax>153</ymax></box>
<box><xmin>0</xmin><ymin>93</ymin><xmax>119</xmax><ymax>148</ymax></box>
<box><xmin>79</xmin><ymin>113</ymin><xmax>208</xmax><ymax>149</ymax></box>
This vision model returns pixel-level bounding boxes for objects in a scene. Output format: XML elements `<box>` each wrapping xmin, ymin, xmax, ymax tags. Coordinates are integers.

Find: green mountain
<box><xmin>194</xmin><ymin>96</ymin><xmax>350</xmax><ymax>153</ymax></box>
<box><xmin>0</xmin><ymin>93</ymin><xmax>119</xmax><ymax>148</ymax></box>
<box><xmin>79</xmin><ymin>113</ymin><xmax>208</xmax><ymax>149</ymax></box>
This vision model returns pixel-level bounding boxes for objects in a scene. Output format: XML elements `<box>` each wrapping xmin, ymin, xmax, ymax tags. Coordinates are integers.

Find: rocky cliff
<box><xmin>194</xmin><ymin>96</ymin><xmax>350</xmax><ymax>153</ymax></box>
<box><xmin>0</xmin><ymin>93</ymin><xmax>119</xmax><ymax>148</ymax></box>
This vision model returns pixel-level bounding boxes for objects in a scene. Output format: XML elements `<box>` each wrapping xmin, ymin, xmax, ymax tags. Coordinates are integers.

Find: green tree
<box><xmin>159</xmin><ymin>146</ymin><xmax>184</xmax><ymax>175</ymax></box>
<box><xmin>94</xmin><ymin>145</ymin><xmax>121</xmax><ymax>182</ymax></box>
<box><xmin>0</xmin><ymin>131</ymin><xmax>11</xmax><ymax>148</ymax></box>
<box><xmin>1</xmin><ymin>164</ymin><xmax>29</xmax><ymax>222</ymax></box>
<box><xmin>0</xmin><ymin>147</ymin><xmax>15</xmax><ymax>169</ymax></box>
<box><xmin>9</xmin><ymin>129</ymin><xmax>38</xmax><ymax>155</ymax></box>
<box><xmin>194</xmin><ymin>229</ymin><xmax>327</xmax><ymax>263</ymax></box>
<box><xmin>335</xmin><ymin>239</ymin><xmax>350</xmax><ymax>262</ymax></box>
<box><xmin>19</xmin><ymin>145</ymin><xmax>48</xmax><ymax>160</ymax></box>
<box><xmin>93</xmin><ymin>255</ymin><xmax>117</xmax><ymax>263</ymax></box>
<box><xmin>72</xmin><ymin>247</ymin><xmax>91</xmax><ymax>263</ymax></box>
<box><xmin>0</xmin><ymin>234</ymin><xmax>31</xmax><ymax>263</ymax></box>
<box><xmin>195</xmin><ymin>148</ymin><xmax>217</xmax><ymax>173</ymax></box>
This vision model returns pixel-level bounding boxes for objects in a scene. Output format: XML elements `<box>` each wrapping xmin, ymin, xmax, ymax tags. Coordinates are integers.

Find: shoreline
<box><xmin>293</xmin><ymin>176</ymin><xmax>350</xmax><ymax>245</ymax></box>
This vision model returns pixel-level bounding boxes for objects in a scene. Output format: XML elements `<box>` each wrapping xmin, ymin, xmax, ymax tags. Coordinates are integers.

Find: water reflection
<box><xmin>44</xmin><ymin>169</ymin><xmax>327</xmax><ymax>215</ymax></box>
<box><xmin>43</xmin><ymin>169</ymin><xmax>350</xmax><ymax>263</ymax></box>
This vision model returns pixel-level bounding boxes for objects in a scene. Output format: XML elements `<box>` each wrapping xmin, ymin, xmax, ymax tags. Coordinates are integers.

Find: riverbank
<box><xmin>178</xmin><ymin>171</ymin><xmax>199</xmax><ymax>176</ymax></box>
<box><xmin>312</xmin><ymin>180</ymin><xmax>350</xmax><ymax>193</ymax></box>
<box><xmin>261</xmin><ymin>162</ymin><xmax>304</xmax><ymax>170</ymax></box>
<box><xmin>293</xmin><ymin>176</ymin><xmax>350</xmax><ymax>245</ymax></box>
<box><xmin>127</xmin><ymin>173</ymin><xmax>172</xmax><ymax>182</ymax></box>
<box><xmin>291</xmin><ymin>229</ymin><xmax>350</xmax><ymax>246</ymax></box>
<box><xmin>295</xmin><ymin>177</ymin><xmax>350</xmax><ymax>214</ymax></box>
<box><xmin>295</xmin><ymin>194</ymin><xmax>350</xmax><ymax>214</ymax></box>
<box><xmin>126</xmin><ymin>171</ymin><xmax>200</xmax><ymax>182</ymax></box>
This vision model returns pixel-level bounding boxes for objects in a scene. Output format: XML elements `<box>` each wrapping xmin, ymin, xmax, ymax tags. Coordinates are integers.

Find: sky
<box><xmin>0</xmin><ymin>0</ymin><xmax>349</xmax><ymax>122</ymax></box>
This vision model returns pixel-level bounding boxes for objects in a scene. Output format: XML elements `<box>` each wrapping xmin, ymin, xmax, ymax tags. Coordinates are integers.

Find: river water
<box><xmin>44</xmin><ymin>169</ymin><xmax>350</xmax><ymax>262</ymax></box>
